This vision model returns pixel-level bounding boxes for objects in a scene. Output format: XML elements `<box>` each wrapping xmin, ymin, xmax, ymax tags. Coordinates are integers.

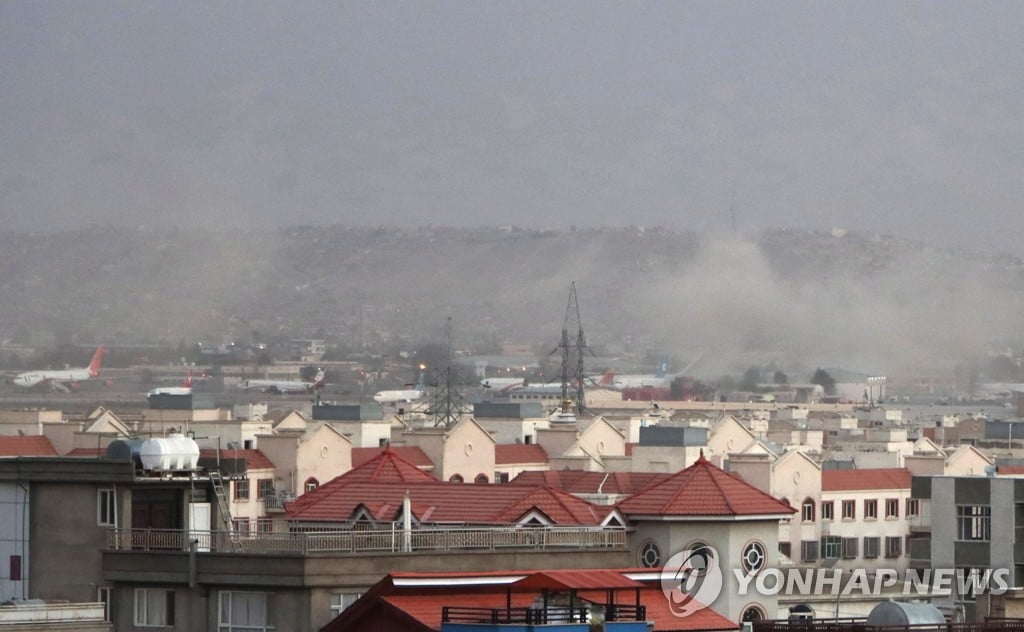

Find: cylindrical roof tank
<box><xmin>139</xmin><ymin>433</ymin><xmax>200</xmax><ymax>471</ymax></box>
<box><xmin>866</xmin><ymin>601</ymin><xmax>945</xmax><ymax>627</ymax></box>
<box><xmin>106</xmin><ymin>438</ymin><xmax>145</xmax><ymax>467</ymax></box>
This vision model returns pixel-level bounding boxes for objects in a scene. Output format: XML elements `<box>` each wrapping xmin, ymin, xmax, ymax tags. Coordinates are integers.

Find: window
<box><xmin>97</xmin><ymin>587</ymin><xmax>112</xmax><ymax>623</ymax></box>
<box><xmin>304</xmin><ymin>478</ymin><xmax>319</xmax><ymax>493</ymax></box>
<box><xmin>821</xmin><ymin>501</ymin><xmax>834</xmax><ymax>521</ymax></box>
<box><xmin>330</xmin><ymin>593</ymin><xmax>361</xmax><ymax>616</ymax></box>
<box><xmin>449</xmin><ymin>474</ymin><xmax>464</xmax><ymax>483</ymax></box>
<box><xmin>864</xmin><ymin>499</ymin><xmax>878</xmax><ymax>520</ymax></box>
<box><xmin>842</xmin><ymin>500</ymin><xmax>856</xmax><ymax>520</ymax></box>
<box><xmin>639</xmin><ymin>540</ymin><xmax>662</xmax><ymax>568</ymax></box>
<box><xmin>800</xmin><ymin>540</ymin><xmax>818</xmax><ymax>562</ymax></box>
<box><xmin>742</xmin><ymin>605</ymin><xmax>766</xmax><ymax>622</ymax></box>
<box><xmin>474</xmin><ymin>473</ymin><xmax>489</xmax><ymax>484</ymax></box>
<box><xmin>885</xmin><ymin>536</ymin><xmax>903</xmax><ymax>558</ymax></box>
<box><xmin>841</xmin><ymin>537</ymin><xmax>859</xmax><ymax>559</ymax></box>
<box><xmin>256</xmin><ymin>479</ymin><xmax>274</xmax><ymax>500</ymax></box>
<box><xmin>957</xmin><ymin>505</ymin><xmax>991</xmax><ymax>541</ymax></box>
<box><xmin>863</xmin><ymin>536</ymin><xmax>880</xmax><ymax>559</ymax></box>
<box><xmin>820</xmin><ymin>536</ymin><xmax>841</xmax><ymax>559</ymax></box>
<box><xmin>741</xmin><ymin>541</ymin><xmax>767</xmax><ymax>574</ymax></box>
<box><xmin>232</xmin><ymin>518</ymin><xmax>251</xmax><ymax>535</ymax></box>
<box><xmin>779</xmin><ymin>542</ymin><xmax>792</xmax><ymax>558</ymax></box>
<box><xmin>801</xmin><ymin>499</ymin><xmax>815</xmax><ymax>522</ymax></box>
<box><xmin>906</xmin><ymin>498</ymin><xmax>920</xmax><ymax>518</ymax></box>
<box><xmin>255</xmin><ymin>518</ymin><xmax>273</xmax><ymax>533</ymax></box>
<box><xmin>97</xmin><ymin>489</ymin><xmax>116</xmax><ymax>526</ymax></box>
<box><xmin>134</xmin><ymin>588</ymin><xmax>174</xmax><ymax>627</ymax></box>
<box><xmin>219</xmin><ymin>591</ymin><xmax>269</xmax><ymax>632</ymax></box>
<box><xmin>234</xmin><ymin>479</ymin><xmax>250</xmax><ymax>501</ymax></box>
<box><xmin>495</xmin><ymin>472</ymin><xmax>510</xmax><ymax>483</ymax></box>
<box><xmin>885</xmin><ymin>498</ymin><xmax>899</xmax><ymax>518</ymax></box>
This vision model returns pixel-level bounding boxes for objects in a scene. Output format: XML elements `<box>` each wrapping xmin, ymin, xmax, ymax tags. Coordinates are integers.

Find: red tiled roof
<box><xmin>353</xmin><ymin>445</ymin><xmax>434</xmax><ymax>469</ymax></box>
<box><xmin>494</xmin><ymin>443</ymin><xmax>548</xmax><ymax>465</ymax></box>
<box><xmin>379</xmin><ymin>592</ymin><xmax>538</xmax><ymax>630</ymax></box>
<box><xmin>998</xmin><ymin>466</ymin><xmax>1024</xmax><ymax>475</ymax></box>
<box><xmin>65</xmin><ymin>447</ymin><xmax>106</xmax><ymax>457</ymax></box>
<box><xmin>338</xmin><ymin>448</ymin><xmax>439</xmax><ymax>485</ymax></box>
<box><xmin>514</xmin><ymin>569</ymin><xmax>642</xmax><ymax>591</ymax></box>
<box><xmin>199</xmin><ymin>449</ymin><xmax>276</xmax><ymax>470</ymax></box>
<box><xmin>0</xmin><ymin>435</ymin><xmax>58</xmax><ymax>457</ymax></box>
<box><xmin>617</xmin><ymin>453</ymin><xmax>795</xmax><ymax>518</ymax></box>
<box><xmin>285</xmin><ymin>481</ymin><xmax>609</xmax><ymax>526</ymax></box>
<box><xmin>821</xmin><ymin>467</ymin><xmax>911</xmax><ymax>492</ymax></box>
<box><xmin>511</xmin><ymin>470</ymin><xmax>671</xmax><ymax>495</ymax></box>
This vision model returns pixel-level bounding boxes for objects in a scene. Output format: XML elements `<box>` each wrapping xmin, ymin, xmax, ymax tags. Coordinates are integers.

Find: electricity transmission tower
<box><xmin>430</xmin><ymin>316</ymin><xmax>468</xmax><ymax>427</ymax></box>
<box><xmin>552</xmin><ymin>282</ymin><xmax>593</xmax><ymax>415</ymax></box>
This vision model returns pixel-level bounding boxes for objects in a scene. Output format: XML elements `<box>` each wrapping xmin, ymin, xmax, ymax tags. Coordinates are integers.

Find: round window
<box><xmin>639</xmin><ymin>540</ymin><xmax>662</xmax><ymax>568</ymax></box>
<box><xmin>741</xmin><ymin>540</ymin><xmax>767</xmax><ymax>575</ymax></box>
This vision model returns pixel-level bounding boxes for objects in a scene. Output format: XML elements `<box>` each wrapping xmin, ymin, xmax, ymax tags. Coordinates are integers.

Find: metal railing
<box><xmin>262</xmin><ymin>492</ymin><xmax>296</xmax><ymax>511</ymax></box>
<box><xmin>106</xmin><ymin>525</ymin><xmax>627</xmax><ymax>555</ymax></box>
<box><xmin>752</xmin><ymin>619</ymin><xmax>1024</xmax><ymax>632</ymax></box>
<box><xmin>442</xmin><ymin>606</ymin><xmax>590</xmax><ymax>624</ymax></box>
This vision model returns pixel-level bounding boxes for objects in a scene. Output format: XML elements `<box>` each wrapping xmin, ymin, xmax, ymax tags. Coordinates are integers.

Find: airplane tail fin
<box><xmin>656</xmin><ymin>362</ymin><xmax>667</xmax><ymax>378</ymax></box>
<box><xmin>88</xmin><ymin>347</ymin><xmax>105</xmax><ymax>377</ymax></box>
<box><xmin>183</xmin><ymin>370</ymin><xmax>194</xmax><ymax>387</ymax></box>
<box><xmin>598</xmin><ymin>370</ymin><xmax>615</xmax><ymax>385</ymax></box>
<box><xmin>312</xmin><ymin>369</ymin><xmax>327</xmax><ymax>386</ymax></box>
<box><xmin>415</xmin><ymin>370</ymin><xmax>426</xmax><ymax>391</ymax></box>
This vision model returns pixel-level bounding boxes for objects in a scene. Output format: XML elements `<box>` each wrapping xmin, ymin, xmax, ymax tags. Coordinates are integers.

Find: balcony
<box><xmin>0</xmin><ymin>601</ymin><xmax>108</xmax><ymax>629</ymax></box>
<box><xmin>106</xmin><ymin>525</ymin><xmax>628</xmax><ymax>556</ymax></box>
<box><xmin>262</xmin><ymin>492</ymin><xmax>296</xmax><ymax>513</ymax></box>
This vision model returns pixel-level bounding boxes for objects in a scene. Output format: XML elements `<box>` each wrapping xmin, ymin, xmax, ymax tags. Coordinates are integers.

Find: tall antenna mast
<box><xmin>431</xmin><ymin>316</ymin><xmax>467</xmax><ymax>427</ymax></box>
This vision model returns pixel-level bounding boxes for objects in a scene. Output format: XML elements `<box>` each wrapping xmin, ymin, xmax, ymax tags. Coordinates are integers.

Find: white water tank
<box><xmin>140</xmin><ymin>434</ymin><xmax>200</xmax><ymax>471</ymax></box>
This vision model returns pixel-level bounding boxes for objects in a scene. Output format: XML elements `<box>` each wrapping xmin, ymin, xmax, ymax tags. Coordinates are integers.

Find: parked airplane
<box><xmin>374</xmin><ymin>370</ymin><xmax>426</xmax><ymax>404</ymax></box>
<box><xmin>148</xmin><ymin>370</ymin><xmax>201</xmax><ymax>397</ymax></box>
<box><xmin>9</xmin><ymin>346</ymin><xmax>105</xmax><ymax>391</ymax></box>
<box><xmin>601</xmin><ymin>354</ymin><xmax>704</xmax><ymax>391</ymax></box>
<box><xmin>480</xmin><ymin>376</ymin><xmax>528</xmax><ymax>392</ymax></box>
<box><xmin>243</xmin><ymin>369</ymin><xmax>326</xmax><ymax>394</ymax></box>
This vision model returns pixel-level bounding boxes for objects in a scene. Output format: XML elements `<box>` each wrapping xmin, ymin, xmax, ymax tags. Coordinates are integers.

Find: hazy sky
<box><xmin>2</xmin><ymin>2</ymin><xmax>1022</xmax><ymax>253</ymax></box>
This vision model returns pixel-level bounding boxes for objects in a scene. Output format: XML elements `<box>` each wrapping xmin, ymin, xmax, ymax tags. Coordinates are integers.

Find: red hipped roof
<box><xmin>618</xmin><ymin>453</ymin><xmax>795</xmax><ymax>518</ymax></box>
<box><xmin>494</xmin><ymin>443</ymin><xmax>548</xmax><ymax>465</ymax></box>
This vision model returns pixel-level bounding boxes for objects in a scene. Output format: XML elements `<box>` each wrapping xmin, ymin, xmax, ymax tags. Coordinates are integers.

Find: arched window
<box><xmin>474</xmin><ymin>473</ymin><xmax>489</xmax><ymax>484</ymax></box>
<box><xmin>801</xmin><ymin>498</ymin><xmax>815</xmax><ymax>522</ymax></box>
<box><xmin>741</xmin><ymin>540</ymin><xmax>767</xmax><ymax>575</ymax></box>
<box><xmin>304</xmin><ymin>477</ymin><xmax>319</xmax><ymax>493</ymax></box>
<box><xmin>449</xmin><ymin>474</ymin><xmax>464</xmax><ymax>484</ymax></box>
<box><xmin>742</xmin><ymin>605</ymin><xmax>767</xmax><ymax>622</ymax></box>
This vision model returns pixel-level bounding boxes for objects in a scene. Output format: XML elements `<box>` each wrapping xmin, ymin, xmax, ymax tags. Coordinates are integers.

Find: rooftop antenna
<box><xmin>431</xmin><ymin>316</ymin><xmax>468</xmax><ymax>427</ymax></box>
<box><xmin>551</xmin><ymin>282</ymin><xmax>593</xmax><ymax>415</ymax></box>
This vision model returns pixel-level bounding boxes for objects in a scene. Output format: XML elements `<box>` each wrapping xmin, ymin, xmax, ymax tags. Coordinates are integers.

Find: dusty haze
<box><xmin>2</xmin><ymin>3</ymin><xmax>1023</xmax><ymax>254</ymax></box>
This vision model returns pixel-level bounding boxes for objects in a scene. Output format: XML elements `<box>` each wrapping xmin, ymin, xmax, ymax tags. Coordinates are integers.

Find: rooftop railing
<box><xmin>106</xmin><ymin>525</ymin><xmax>627</xmax><ymax>555</ymax></box>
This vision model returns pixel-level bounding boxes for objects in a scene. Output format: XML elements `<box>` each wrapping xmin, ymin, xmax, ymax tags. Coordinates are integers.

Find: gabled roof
<box><xmin>618</xmin><ymin>452</ymin><xmax>795</xmax><ymax>518</ymax></box>
<box><xmin>199</xmin><ymin>449</ymin><xmax>276</xmax><ymax>471</ymax></box>
<box><xmin>285</xmin><ymin>481</ymin><xmax>609</xmax><ymax>526</ymax></box>
<box><xmin>510</xmin><ymin>470</ymin><xmax>671</xmax><ymax>496</ymax></box>
<box><xmin>821</xmin><ymin>467</ymin><xmax>911</xmax><ymax>492</ymax></box>
<box><xmin>494</xmin><ymin>443</ymin><xmax>548</xmax><ymax>465</ymax></box>
<box><xmin>0</xmin><ymin>435</ymin><xmax>58</xmax><ymax>457</ymax></box>
<box><xmin>352</xmin><ymin>445</ymin><xmax>434</xmax><ymax>469</ymax></box>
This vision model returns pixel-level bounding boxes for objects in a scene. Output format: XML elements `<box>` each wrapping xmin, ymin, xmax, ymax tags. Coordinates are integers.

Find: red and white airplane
<box><xmin>148</xmin><ymin>370</ymin><xmax>205</xmax><ymax>397</ymax></box>
<box><xmin>9</xmin><ymin>346</ymin><xmax>105</xmax><ymax>391</ymax></box>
